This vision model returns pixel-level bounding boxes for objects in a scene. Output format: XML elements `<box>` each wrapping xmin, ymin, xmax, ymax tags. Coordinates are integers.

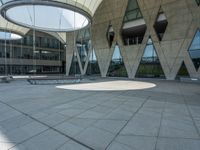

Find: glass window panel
<box><xmin>86</xmin><ymin>49</ymin><xmax>100</xmax><ymax>76</ymax></box>
<box><xmin>107</xmin><ymin>45</ymin><xmax>128</xmax><ymax>77</ymax></box>
<box><xmin>123</xmin><ymin>0</ymin><xmax>143</xmax><ymax>22</ymax></box>
<box><xmin>136</xmin><ymin>37</ymin><xmax>165</xmax><ymax>78</ymax></box>
<box><xmin>176</xmin><ymin>62</ymin><xmax>190</xmax><ymax>79</ymax></box>
<box><xmin>89</xmin><ymin>49</ymin><xmax>97</xmax><ymax>62</ymax></box>
<box><xmin>190</xmin><ymin>30</ymin><xmax>200</xmax><ymax>50</ymax></box>
<box><xmin>188</xmin><ymin>30</ymin><xmax>200</xmax><ymax>70</ymax></box>
<box><xmin>112</xmin><ymin>45</ymin><xmax>122</xmax><ymax>61</ymax></box>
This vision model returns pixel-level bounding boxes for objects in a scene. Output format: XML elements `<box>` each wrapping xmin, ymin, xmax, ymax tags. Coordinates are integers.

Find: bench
<box><xmin>27</xmin><ymin>75</ymin><xmax>83</xmax><ymax>85</ymax></box>
<box><xmin>0</xmin><ymin>76</ymin><xmax>13</xmax><ymax>83</ymax></box>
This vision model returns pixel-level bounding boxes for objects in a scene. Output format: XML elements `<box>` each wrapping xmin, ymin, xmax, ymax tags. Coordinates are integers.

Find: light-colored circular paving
<box><xmin>56</xmin><ymin>80</ymin><xmax>156</xmax><ymax>91</ymax></box>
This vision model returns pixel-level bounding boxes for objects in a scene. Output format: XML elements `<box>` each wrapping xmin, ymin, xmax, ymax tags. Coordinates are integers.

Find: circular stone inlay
<box><xmin>56</xmin><ymin>80</ymin><xmax>156</xmax><ymax>91</ymax></box>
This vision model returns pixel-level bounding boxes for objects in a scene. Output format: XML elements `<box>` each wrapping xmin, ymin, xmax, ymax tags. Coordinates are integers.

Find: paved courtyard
<box><xmin>0</xmin><ymin>79</ymin><xmax>200</xmax><ymax>150</ymax></box>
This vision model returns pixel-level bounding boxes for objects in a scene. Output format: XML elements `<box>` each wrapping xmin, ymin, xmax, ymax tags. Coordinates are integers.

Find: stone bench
<box><xmin>0</xmin><ymin>76</ymin><xmax>13</xmax><ymax>83</ymax></box>
<box><xmin>27</xmin><ymin>76</ymin><xmax>83</xmax><ymax>85</ymax></box>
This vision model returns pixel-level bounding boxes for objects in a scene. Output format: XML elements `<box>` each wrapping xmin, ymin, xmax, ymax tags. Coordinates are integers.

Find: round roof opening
<box><xmin>0</xmin><ymin>1</ymin><xmax>91</xmax><ymax>32</ymax></box>
<box><xmin>0</xmin><ymin>31</ymin><xmax>23</xmax><ymax>40</ymax></box>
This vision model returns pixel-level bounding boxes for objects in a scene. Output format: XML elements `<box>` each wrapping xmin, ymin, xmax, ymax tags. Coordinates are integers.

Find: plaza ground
<box><xmin>0</xmin><ymin>78</ymin><xmax>200</xmax><ymax>150</ymax></box>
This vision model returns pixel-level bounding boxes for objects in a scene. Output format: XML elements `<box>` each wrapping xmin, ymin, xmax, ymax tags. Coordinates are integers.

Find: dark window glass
<box><xmin>154</xmin><ymin>7</ymin><xmax>168</xmax><ymax>41</ymax></box>
<box><xmin>69</xmin><ymin>52</ymin><xmax>81</xmax><ymax>75</ymax></box>
<box><xmin>107</xmin><ymin>45</ymin><xmax>128</xmax><ymax>77</ymax></box>
<box><xmin>86</xmin><ymin>49</ymin><xmax>101</xmax><ymax>76</ymax></box>
<box><xmin>188</xmin><ymin>30</ymin><xmax>200</xmax><ymax>71</ymax></box>
<box><xmin>176</xmin><ymin>62</ymin><xmax>190</xmax><ymax>79</ymax></box>
<box><xmin>136</xmin><ymin>37</ymin><xmax>165</xmax><ymax>78</ymax></box>
<box><xmin>195</xmin><ymin>0</ymin><xmax>200</xmax><ymax>6</ymax></box>
<box><xmin>122</xmin><ymin>0</ymin><xmax>146</xmax><ymax>45</ymax></box>
<box><xmin>123</xmin><ymin>0</ymin><xmax>143</xmax><ymax>22</ymax></box>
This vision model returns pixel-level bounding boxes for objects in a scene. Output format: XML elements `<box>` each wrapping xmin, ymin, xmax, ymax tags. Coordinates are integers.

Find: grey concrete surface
<box><xmin>0</xmin><ymin>79</ymin><xmax>200</xmax><ymax>150</ymax></box>
<box><xmin>63</xmin><ymin>0</ymin><xmax>200</xmax><ymax>80</ymax></box>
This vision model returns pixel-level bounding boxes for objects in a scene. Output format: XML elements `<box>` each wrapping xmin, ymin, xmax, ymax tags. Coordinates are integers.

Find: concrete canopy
<box><xmin>0</xmin><ymin>0</ymin><xmax>102</xmax><ymax>42</ymax></box>
<box><xmin>0</xmin><ymin>0</ymin><xmax>102</xmax><ymax>17</ymax></box>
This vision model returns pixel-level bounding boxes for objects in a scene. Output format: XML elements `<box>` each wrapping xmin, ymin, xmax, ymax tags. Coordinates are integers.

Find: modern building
<box><xmin>0</xmin><ymin>0</ymin><xmax>200</xmax><ymax>80</ymax></box>
<box><xmin>0</xmin><ymin>31</ymin><xmax>65</xmax><ymax>75</ymax></box>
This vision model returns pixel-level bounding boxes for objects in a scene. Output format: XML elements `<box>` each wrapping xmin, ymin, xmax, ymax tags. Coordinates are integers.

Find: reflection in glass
<box><xmin>69</xmin><ymin>51</ymin><xmax>81</xmax><ymax>75</ymax></box>
<box><xmin>122</xmin><ymin>0</ymin><xmax>146</xmax><ymax>45</ymax></box>
<box><xmin>107</xmin><ymin>45</ymin><xmax>128</xmax><ymax>77</ymax></box>
<box><xmin>188</xmin><ymin>30</ymin><xmax>200</xmax><ymax>71</ymax></box>
<box><xmin>176</xmin><ymin>62</ymin><xmax>190</xmax><ymax>79</ymax></box>
<box><xmin>76</xmin><ymin>28</ymin><xmax>91</xmax><ymax>68</ymax></box>
<box><xmin>86</xmin><ymin>49</ymin><xmax>100</xmax><ymax>76</ymax></box>
<box><xmin>123</xmin><ymin>0</ymin><xmax>143</xmax><ymax>22</ymax></box>
<box><xmin>0</xmin><ymin>30</ymin><xmax>65</xmax><ymax>75</ymax></box>
<box><xmin>136</xmin><ymin>37</ymin><xmax>165</xmax><ymax>78</ymax></box>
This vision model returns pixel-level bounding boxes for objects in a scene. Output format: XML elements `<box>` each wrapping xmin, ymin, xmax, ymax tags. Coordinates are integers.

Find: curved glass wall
<box><xmin>1</xmin><ymin>1</ymin><xmax>90</xmax><ymax>32</ymax></box>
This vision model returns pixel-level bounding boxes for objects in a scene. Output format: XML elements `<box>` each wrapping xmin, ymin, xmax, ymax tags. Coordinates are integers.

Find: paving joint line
<box><xmin>0</xmin><ymin>90</ymin><xmax>128</xmax><ymax>150</ymax></box>
<box><xmin>105</xmin><ymin>96</ymin><xmax>151</xmax><ymax>150</ymax></box>
<box><xmin>180</xmin><ymin>91</ymin><xmax>200</xmax><ymax>138</ymax></box>
<box><xmin>0</xmin><ymin>100</ymin><xmax>95</xmax><ymax>150</ymax></box>
<box><xmin>154</xmin><ymin>99</ymin><xmax>167</xmax><ymax>150</ymax></box>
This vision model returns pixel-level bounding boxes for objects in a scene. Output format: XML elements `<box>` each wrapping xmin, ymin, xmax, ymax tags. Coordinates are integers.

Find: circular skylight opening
<box><xmin>0</xmin><ymin>31</ymin><xmax>22</xmax><ymax>40</ymax></box>
<box><xmin>0</xmin><ymin>1</ymin><xmax>91</xmax><ymax>32</ymax></box>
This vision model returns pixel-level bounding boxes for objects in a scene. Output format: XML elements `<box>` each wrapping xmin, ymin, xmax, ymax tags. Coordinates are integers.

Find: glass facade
<box><xmin>0</xmin><ymin>30</ymin><xmax>65</xmax><ymax>75</ymax></box>
<box><xmin>188</xmin><ymin>29</ymin><xmax>200</xmax><ymax>71</ymax></box>
<box><xmin>176</xmin><ymin>62</ymin><xmax>190</xmax><ymax>79</ymax></box>
<box><xmin>86</xmin><ymin>49</ymin><xmax>100</xmax><ymax>76</ymax></box>
<box><xmin>123</xmin><ymin>0</ymin><xmax>143</xmax><ymax>22</ymax></box>
<box><xmin>107</xmin><ymin>45</ymin><xmax>128</xmax><ymax>77</ymax></box>
<box><xmin>122</xmin><ymin>0</ymin><xmax>146</xmax><ymax>45</ymax></box>
<box><xmin>76</xmin><ymin>28</ymin><xmax>91</xmax><ymax>68</ymax></box>
<box><xmin>136</xmin><ymin>37</ymin><xmax>165</xmax><ymax>78</ymax></box>
<box><xmin>69</xmin><ymin>51</ymin><xmax>81</xmax><ymax>75</ymax></box>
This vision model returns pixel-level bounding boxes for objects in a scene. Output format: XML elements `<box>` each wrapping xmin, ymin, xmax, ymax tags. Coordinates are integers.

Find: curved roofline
<box><xmin>0</xmin><ymin>29</ymin><xmax>24</xmax><ymax>40</ymax></box>
<box><xmin>0</xmin><ymin>0</ymin><xmax>92</xmax><ymax>32</ymax></box>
